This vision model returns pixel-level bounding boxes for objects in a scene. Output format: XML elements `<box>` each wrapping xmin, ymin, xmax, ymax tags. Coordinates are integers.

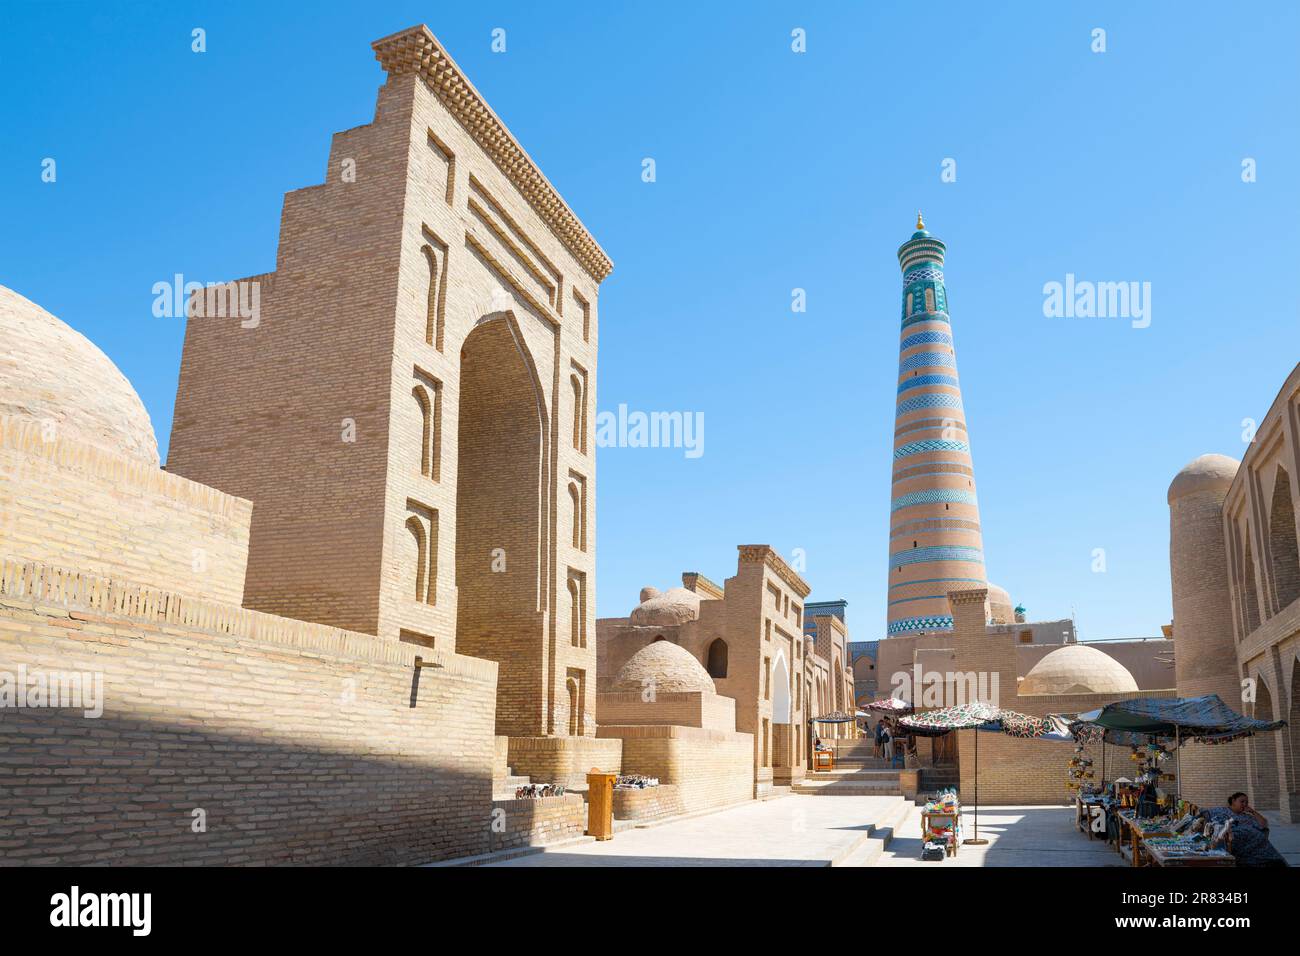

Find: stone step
<box><xmin>836</xmin><ymin>799</ymin><xmax>912</xmax><ymax>867</ymax></box>
<box><xmin>792</xmin><ymin>780</ymin><xmax>902</xmax><ymax>796</ymax></box>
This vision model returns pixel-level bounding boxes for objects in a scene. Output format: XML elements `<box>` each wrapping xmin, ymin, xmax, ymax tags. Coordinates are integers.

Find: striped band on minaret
<box><xmin>886</xmin><ymin>215</ymin><xmax>987</xmax><ymax>636</ymax></box>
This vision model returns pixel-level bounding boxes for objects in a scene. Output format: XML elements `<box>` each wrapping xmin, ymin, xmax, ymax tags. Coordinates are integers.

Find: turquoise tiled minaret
<box><xmin>886</xmin><ymin>215</ymin><xmax>987</xmax><ymax>635</ymax></box>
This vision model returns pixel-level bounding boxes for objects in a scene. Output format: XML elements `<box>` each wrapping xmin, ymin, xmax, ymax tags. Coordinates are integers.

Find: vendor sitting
<box><xmin>1199</xmin><ymin>792</ymin><xmax>1288</xmax><ymax>867</ymax></box>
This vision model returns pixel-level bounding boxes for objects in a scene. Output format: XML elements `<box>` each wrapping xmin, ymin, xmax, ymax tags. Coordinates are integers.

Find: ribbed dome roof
<box><xmin>1019</xmin><ymin>644</ymin><xmax>1138</xmax><ymax>696</ymax></box>
<box><xmin>0</xmin><ymin>285</ymin><xmax>159</xmax><ymax>465</ymax></box>
<box><xmin>1168</xmin><ymin>454</ymin><xmax>1239</xmax><ymax>503</ymax></box>
<box><xmin>630</xmin><ymin>586</ymin><xmax>701</xmax><ymax>627</ymax></box>
<box><xmin>613</xmin><ymin>641</ymin><xmax>716</xmax><ymax>695</ymax></box>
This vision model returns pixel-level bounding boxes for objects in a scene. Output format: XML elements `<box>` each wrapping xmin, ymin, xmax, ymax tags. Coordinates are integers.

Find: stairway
<box><xmin>495</xmin><ymin>768</ymin><xmax>532</xmax><ymax>799</ymax></box>
<box><xmin>834</xmin><ymin>797</ymin><xmax>912</xmax><ymax>866</ymax></box>
<box><xmin>791</xmin><ymin>768</ymin><xmax>902</xmax><ymax>796</ymax></box>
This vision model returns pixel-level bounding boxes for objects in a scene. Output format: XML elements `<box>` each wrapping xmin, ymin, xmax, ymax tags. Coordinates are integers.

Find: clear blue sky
<box><xmin>3</xmin><ymin>2</ymin><xmax>1297</xmax><ymax>640</ymax></box>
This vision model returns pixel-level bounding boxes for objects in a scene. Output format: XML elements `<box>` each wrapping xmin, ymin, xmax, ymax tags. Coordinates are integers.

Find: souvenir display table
<box><xmin>1074</xmin><ymin>792</ymin><xmax>1111</xmax><ymax>840</ymax></box>
<box><xmin>1117</xmin><ymin>810</ymin><xmax>1174</xmax><ymax>867</ymax></box>
<box><xmin>1142</xmin><ymin>836</ymin><xmax>1235</xmax><ymax>868</ymax></box>
<box><xmin>812</xmin><ymin>750</ymin><xmax>834</xmax><ymax>772</ymax></box>
<box><xmin>920</xmin><ymin>788</ymin><xmax>961</xmax><ymax>858</ymax></box>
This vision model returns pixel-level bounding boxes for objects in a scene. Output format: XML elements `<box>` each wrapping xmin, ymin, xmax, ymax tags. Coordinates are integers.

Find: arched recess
<box><xmin>566</xmin><ymin>678</ymin><xmax>580</xmax><ymax>737</ymax></box>
<box><xmin>1249</xmin><ymin>675</ymin><xmax>1281</xmax><ymax>810</ymax></box>
<box><xmin>405</xmin><ymin>516</ymin><xmax>427</xmax><ymax>603</ymax></box>
<box><xmin>833</xmin><ymin>655</ymin><xmax>844</xmax><ymax>711</ymax></box>
<box><xmin>567</xmin><ymin>481</ymin><xmax>581</xmax><ymax>549</ymax></box>
<box><xmin>455</xmin><ymin>311</ymin><xmax>549</xmax><ymax>736</ymax></box>
<box><xmin>1289</xmin><ymin>656</ymin><xmax>1300</xmax><ymax>808</ymax></box>
<box><xmin>1243</xmin><ymin>534</ymin><xmax>1262</xmax><ymax>633</ymax></box>
<box><xmin>412</xmin><ymin>385</ymin><xmax>432</xmax><ymax>477</ymax></box>
<box><xmin>772</xmin><ymin>652</ymin><xmax>791</xmax><ymax>724</ymax></box>
<box><xmin>567</xmin><ymin>578</ymin><xmax>581</xmax><ymax>647</ymax></box>
<box><xmin>706</xmin><ymin>638</ymin><xmax>728</xmax><ymax>679</ymax></box>
<box><xmin>569</xmin><ymin>374</ymin><xmax>585</xmax><ymax>452</ymax></box>
<box><xmin>1269</xmin><ymin>467</ymin><xmax>1300</xmax><ymax>611</ymax></box>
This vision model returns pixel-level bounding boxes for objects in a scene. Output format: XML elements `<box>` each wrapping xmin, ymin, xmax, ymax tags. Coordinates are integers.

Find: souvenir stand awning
<box><xmin>1068</xmin><ymin>694</ymin><xmax>1287</xmax><ymax>799</ymax></box>
<box><xmin>811</xmin><ymin>711</ymin><xmax>857</xmax><ymax>724</ymax></box>
<box><xmin>1071</xmin><ymin>694</ymin><xmax>1286</xmax><ymax>744</ymax></box>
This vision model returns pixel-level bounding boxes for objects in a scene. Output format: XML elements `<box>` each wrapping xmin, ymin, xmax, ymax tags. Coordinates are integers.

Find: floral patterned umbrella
<box><xmin>898</xmin><ymin>700</ymin><xmax>1001</xmax><ymax>736</ymax></box>
<box><xmin>865</xmin><ymin>697</ymin><xmax>915</xmax><ymax>714</ymax></box>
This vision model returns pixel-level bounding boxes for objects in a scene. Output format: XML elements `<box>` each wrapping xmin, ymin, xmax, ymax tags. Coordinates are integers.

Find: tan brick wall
<box><xmin>505</xmin><ymin>735</ymin><xmax>623</xmax><ymax>791</ymax></box>
<box><xmin>0</xmin><ymin>419</ymin><xmax>250</xmax><ymax>604</ymax></box>
<box><xmin>613</xmin><ymin>783</ymin><xmax>686</xmax><ymax>822</ymax></box>
<box><xmin>601</xmin><ymin>725</ymin><xmax>752</xmax><ymax>813</ymax></box>
<box><xmin>0</xmin><ymin>560</ymin><xmax>499</xmax><ymax>865</ymax></box>
<box><xmin>488</xmin><ymin>794</ymin><xmax>586</xmax><ymax>851</ymax></box>
<box><xmin>595</xmin><ymin>690</ymin><xmax>736</xmax><ymax>731</ymax></box>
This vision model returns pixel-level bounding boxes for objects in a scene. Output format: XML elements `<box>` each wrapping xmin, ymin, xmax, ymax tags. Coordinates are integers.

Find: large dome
<box><xmin>613</xmin><ymin>641</ymin><xmax>716</xmax><ymax>695</ymax></box>
<box><xmin>1019</xmin><ymin>644</ymin><xmax>1138</xmax><ymax>696</ymax></box>
<box><xmin>629</xmin><ymin>586</ymin><xmax>701</xmax><ymax>627</ymax></box>
<box><xmin>1168</xmin><ymin>454</ymin><xmax>1239</xmax><ymax>503</ymax></box>
<box><xmin>0</xmin><ymin>285</ymin><xmax>159</xmax><ymax>465</ymax></box>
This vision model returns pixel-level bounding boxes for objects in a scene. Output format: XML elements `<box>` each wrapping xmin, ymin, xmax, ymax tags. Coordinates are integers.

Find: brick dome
<box><xmin>986</xmin><ymin>583</ymin><xmax>1014</xmax><ymax>623</ymax></box>
<box><xmin>1168</xmin><ymin>454</ymin><xmax>1239</xmax><ymax>503</ymax></box>
<box><xmin>0</xmin><ymin>285</ymin><xmax>159</xmax><ymax>465</ymax></box>
<box><xmin>613</xmin><ymin>640</ymin><xmax>716</xmax><ymax>694</ymax></box>
<box><xmin>629</xmin><ymin>586</ymin><xmax>701</xmax><ymax>626</ymax></box>
<box><xmin>1019</xmin><ymin>644</ymin><xmax>1138</xmax><ymax>696</ymax></box>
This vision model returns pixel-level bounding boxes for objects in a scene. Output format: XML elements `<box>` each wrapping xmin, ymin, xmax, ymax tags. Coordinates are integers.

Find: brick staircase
<box><xmin>494</xmin><ymin>768</ymin><xmax>532</xmax><ymax>799</ymax></box>
<box><xmin>791</xmin><ymin>768</ymin><xmax>902</xmax><ymax>796</ymax></box>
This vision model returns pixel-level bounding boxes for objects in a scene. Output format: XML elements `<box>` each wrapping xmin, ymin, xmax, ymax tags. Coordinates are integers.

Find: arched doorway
<box><xmin>771</xmin><ymin>652</ymin><xmax>792</xmax><ymax>777</ymax></box>
<box><xmin>455</xmin><ymin>312</ymin><xmax>548</xmax><ymax>737</ymax></box>
<box><xmin>706</xmin><ymin>638</ymin><xmax>728</xmax><ymax>678</ymax></box>
<box><xmin>1249</xmin><ymin>677</ymin><xmax>1281</xmax><ymax>809</ymax></box>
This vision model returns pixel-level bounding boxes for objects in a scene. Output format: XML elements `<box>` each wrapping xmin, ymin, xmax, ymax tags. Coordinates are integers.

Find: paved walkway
<box><xmin>482</xmin><ymin>799</ymin><xmax>1300</xmax><ymax>867</ymax></box>
<box><xmin>486</xmin><ymin>795</ymin><xmax>902</xmax><ymax>867</ymax></box>
<box><xmin>876</xmin><ymin>804</ymin><xmax>1300</xmax><ymax>867</ymax></box>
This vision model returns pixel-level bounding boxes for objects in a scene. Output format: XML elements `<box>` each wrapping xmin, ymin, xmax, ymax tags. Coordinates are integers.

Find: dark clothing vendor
<box><xmin>1200</xmin><ymin>792</ymin><xmax>1288</xmax><ymax>867</ymax></box>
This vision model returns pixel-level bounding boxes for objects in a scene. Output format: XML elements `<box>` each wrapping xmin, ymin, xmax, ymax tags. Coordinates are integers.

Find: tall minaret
<box><xmin>887</xmin><ymin>214</ymin><xmax>988</xmax><ymax>636</ymax></box>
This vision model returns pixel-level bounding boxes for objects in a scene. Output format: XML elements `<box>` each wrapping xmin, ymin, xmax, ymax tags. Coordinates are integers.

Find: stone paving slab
<box><xmin>485</xmin><ymin>794</ymin><xmax>905</xmax><ymax>867</ymax></box>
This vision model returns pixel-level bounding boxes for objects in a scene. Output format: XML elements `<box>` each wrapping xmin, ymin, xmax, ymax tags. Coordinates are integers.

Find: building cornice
<box><xmin>681</xmin><ymin>571</ymin><xmax>725</xmax><ymax>601</ymax></box>
<box><xmin>737</xmin><ymin>545</ymin><xmax>811</xmax><ymax>598</ymax></box>
<box><xmin>372</xmin><ymin>25</ymin><xmax>614</xmax><ymax>284</ymax></box>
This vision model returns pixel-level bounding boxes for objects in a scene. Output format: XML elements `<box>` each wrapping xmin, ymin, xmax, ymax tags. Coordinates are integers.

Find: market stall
<box><xmin>1068</xmin><ymin>694</ymin><xmax>1287</xmax><ymax>867</ymax></box>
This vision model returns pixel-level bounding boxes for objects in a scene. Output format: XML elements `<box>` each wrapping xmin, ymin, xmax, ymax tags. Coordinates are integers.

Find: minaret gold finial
<box><xmin>916</xmin><ymin>211</ymin><xmax>925</xmax><ymax>231</ymax></box>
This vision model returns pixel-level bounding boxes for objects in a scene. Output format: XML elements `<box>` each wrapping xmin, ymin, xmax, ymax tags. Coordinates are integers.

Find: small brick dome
<box><xmin>986</xmin><ymin>583</ymin><xmax>1014</xmax><ymax>624</ymax></box>
<box><xmin>1019</xmin><ymin>644</ymin><xmax>1138</xmax><ymax>696</ymax></box>
<box><xmin>613</xmin><ymin>641</ymin><xmax>716</xmax><ymax>695</ymax></box>
<box><xmin>630</xmin><ymin>586</ymin><xmax>701</xmax><ymax>626</ymax></box>
<box><xmin>0</xmin><ymin>285</ymin><xmax>159</xmax><ymax>465</ymax></box>
<box><xmin>1168</xmin><ymin>454</ymin><xmax>1239</xmax><ymax>503</ymax></box>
